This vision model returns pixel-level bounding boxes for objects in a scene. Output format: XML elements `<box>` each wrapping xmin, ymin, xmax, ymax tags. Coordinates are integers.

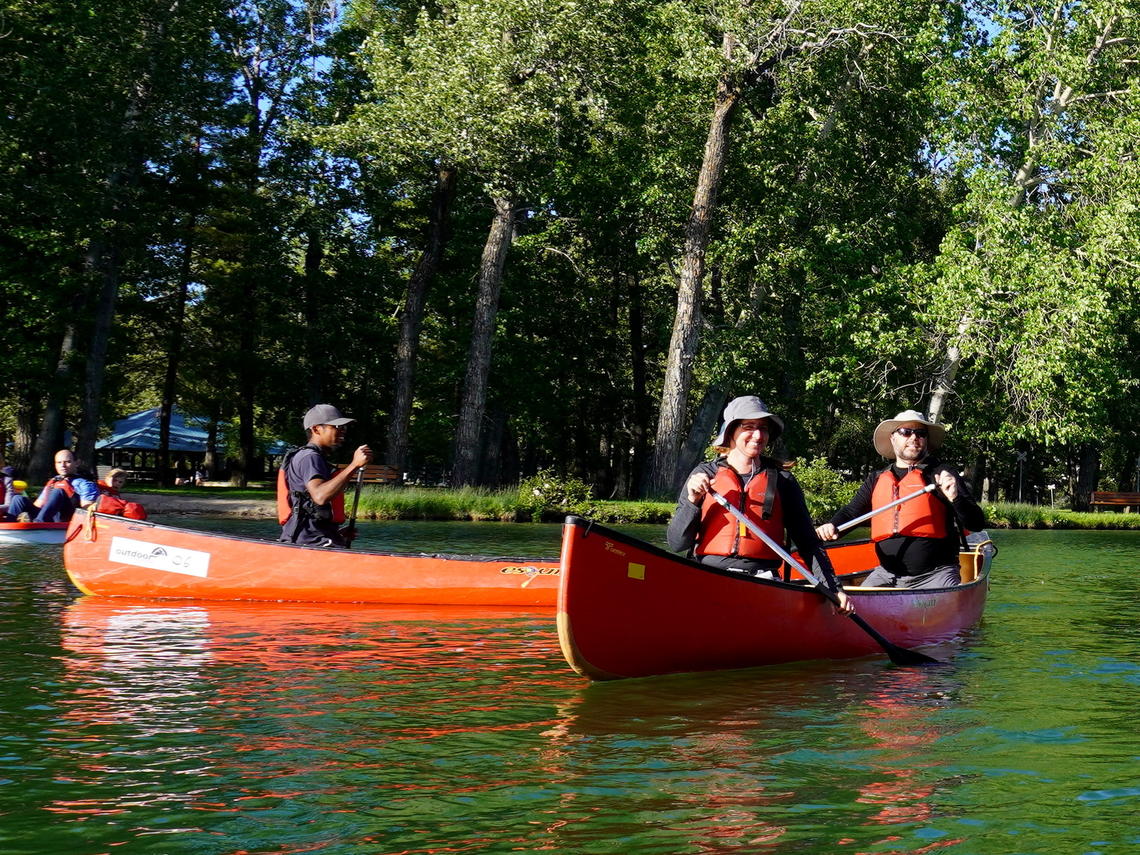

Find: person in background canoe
<box><xmin>0</xmin><ymin>454</ymin><xmax>20</xmax><ymax>520</ymax></box>
<box><xmin>815</xmin><ymin>409</ymin><xmax>985</xmax><ymax>588</ymax></box>
<box><xmin>94</xmin><ymin>468</ymin><xmax>148</xmax><ymax>520</ymax></box>
<box><xmin>278</xmin><ymin>404</ymin><xmax>372</xmax><ymax>548</ymax></box>
<box><xmin>8</xmin><ymin>449</ymin><xmax>100</xmax><ymax>522</ymax></box>
<box><xmin>667</xmin><ymin>395</ymin><xmax>853</xmax><ymax>614</ymax></box>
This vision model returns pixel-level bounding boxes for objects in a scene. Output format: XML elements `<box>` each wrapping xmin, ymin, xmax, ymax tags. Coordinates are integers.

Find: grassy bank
<box><xmin>355</xmin><ymin>489</ymin><xmax>1140</xmax><ymax>530</ymax></box>
<box><xmin>127</xmin><ymin>484</ymin><xmax>1140</xmax><ymax>530</ymax></box>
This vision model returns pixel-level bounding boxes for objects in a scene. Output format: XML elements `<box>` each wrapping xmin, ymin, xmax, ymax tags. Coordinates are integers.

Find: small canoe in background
<box><xmin>0</xmin><ymin>520</ymin><xmax>69</xmax><ymax>545</ymax></box>
<box><xmin>556</xmin><ymin>516</ymin><xmax>994</xmax><ymax>680</ymax></box>
<box><xmin>63</xmin><ymin>510</ymin><xmax>560</xmax><ymax>606</ymax></box>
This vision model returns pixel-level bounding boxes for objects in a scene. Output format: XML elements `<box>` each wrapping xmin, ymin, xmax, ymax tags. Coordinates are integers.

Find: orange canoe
<box><xmin>63</xmin><ymin>510</ymin><xmax>560</xmax><ymax>606</ymax></box>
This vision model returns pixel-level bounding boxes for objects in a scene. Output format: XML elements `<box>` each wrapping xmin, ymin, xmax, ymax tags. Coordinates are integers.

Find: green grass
<box><xmin>126</xmin><ymin>483</ymin><xmax>1140</xmax><ymax>530</ymax></box>
<box><xmin>983</xmin><ymin>502</ymin><xmax>1140</xmax><ymax>530</ymax></box>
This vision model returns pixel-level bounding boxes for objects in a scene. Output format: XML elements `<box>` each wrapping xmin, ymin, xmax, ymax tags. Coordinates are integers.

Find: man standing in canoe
<box><xmin>815</xmin><ymin>410</ymin><xmax>985</xmax><ymax>588</ymax></box>
<box><xmin>667</xmin><ymin>395</ymin><xmax>853</xmax><ymax>614</ymax></box>
<box><xmin>278</xmin><ymin>404</ymin><xmax>372</xmax><ymax>548</ymax></box>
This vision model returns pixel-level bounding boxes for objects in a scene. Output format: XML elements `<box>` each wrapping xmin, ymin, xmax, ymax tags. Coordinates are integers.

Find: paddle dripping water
<box><xmin>0</xmin><ymin>524</ymin><xmax>1137</xmax><ymax>854</ymax></box>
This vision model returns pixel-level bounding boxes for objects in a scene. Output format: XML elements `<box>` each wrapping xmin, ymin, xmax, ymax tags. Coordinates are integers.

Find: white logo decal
<box><xmin>110</xmin><ymin>536</ymin><xmax>211</xmax><ymax>578</ymax></box>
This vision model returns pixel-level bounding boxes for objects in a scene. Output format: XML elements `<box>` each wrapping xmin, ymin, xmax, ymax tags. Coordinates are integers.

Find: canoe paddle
<box><xmin>836</xmin><ymin>483</ymin><xmax>938</xmax><ymax>533</ymax></box>
<box><xmin>344</xmin><ymin>467</ymin><xmax>365</xmax><ymax>549</ymax></box>
<box><xmin>707</xmin><ymin>488</ymin><xmax>941</xmax><ymax>666</ymax></box>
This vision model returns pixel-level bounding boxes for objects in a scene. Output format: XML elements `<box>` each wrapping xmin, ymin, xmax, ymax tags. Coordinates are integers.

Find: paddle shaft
<box><xmin>345</xmin><ymin>467</ymin><xmax>365</xmax><ymax>549</ymax></box>
<box><xmin>836</xmin><ymin>483</ymin><xmax>938</xmax><ymax>533</ymax></box>
<box><xmin>706</xmin><ymin>488</ymin><xmax>940</xmax><ymax>666</ymax></box>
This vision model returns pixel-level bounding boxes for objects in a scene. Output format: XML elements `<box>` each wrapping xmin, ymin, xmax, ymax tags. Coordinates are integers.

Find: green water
<box><xmin>0</xmin><ymin>523</ymin><xmax>1136</xmax><ymax>854</ymax></box>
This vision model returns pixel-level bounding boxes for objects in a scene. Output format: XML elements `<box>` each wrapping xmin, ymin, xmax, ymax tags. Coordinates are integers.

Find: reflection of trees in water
<box><xmin>541</xmin><ymin>662</ymin><xmax>975</xmax><ymax>852</ymax></box>
<box><xmin>54</xmin><ymin>599</ymin><xmax>568</xmax><ymax>825</ymax></box>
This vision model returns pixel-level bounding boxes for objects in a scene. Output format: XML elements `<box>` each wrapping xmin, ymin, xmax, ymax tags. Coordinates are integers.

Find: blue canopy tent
<box><xmin>96</xmin><ymin>407</ymin><xmax>289</xmax><ymax>483</ymax></box>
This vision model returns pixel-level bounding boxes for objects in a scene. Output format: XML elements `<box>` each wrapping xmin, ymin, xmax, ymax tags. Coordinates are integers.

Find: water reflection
<box><xmin>540</xmin><ymin>661</ymin><xmax>978</xmax><ymax>853</ymax></box>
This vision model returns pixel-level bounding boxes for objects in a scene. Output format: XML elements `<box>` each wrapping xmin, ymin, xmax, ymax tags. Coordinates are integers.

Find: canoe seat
<box><xmin>959</xmin><ymin>538</ymin><xmax>992</xmax><ymax>583</ymax></box>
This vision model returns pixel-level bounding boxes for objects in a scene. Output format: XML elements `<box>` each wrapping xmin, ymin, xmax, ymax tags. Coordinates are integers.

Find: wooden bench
<box><xmin>335</xmin><ymin>463</ymin><xmax>400</xmax><ymax>485</ymax></box>
<box><xmin>1090</xmin><ymin>491</ymin><xmax>1140</xmax><ymax>512</ymax></box>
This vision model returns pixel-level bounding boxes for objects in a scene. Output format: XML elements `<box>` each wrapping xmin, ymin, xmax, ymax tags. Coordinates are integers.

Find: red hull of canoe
<box><xmin>0</xmin><ymin>520</ymin><xmax>69</xmax><ymax>544</ymax></box>
<box><xmin>556</xmin><ymin>516</ymin><xmax>992</xmax><ymax>680</ymax></box>
<box><xmin>63</xmin><ymin>510</ymin><xmax>560</xmax><ymax>606</ymax></box>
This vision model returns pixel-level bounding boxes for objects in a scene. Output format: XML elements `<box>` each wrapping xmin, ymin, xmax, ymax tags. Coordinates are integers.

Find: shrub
<box><xmin>516</xmin><ymin>469</ymin><xmax>594</xmax><ymax>520</ymax></box>
<box><xmin>793</xmin><ymin>457</ymin><xmax>859</xmax><ymax>523</ymax></box>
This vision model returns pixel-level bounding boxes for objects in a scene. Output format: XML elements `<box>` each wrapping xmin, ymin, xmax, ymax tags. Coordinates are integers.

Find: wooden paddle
<box><xmin>344</xmin><ymin>467</ymin><xmax>365</xmax><ymax>549</ymax></box>
<box><xmin>707</xmin><ymin>488</ymin><xmax>941</xmax><ymax>666</ymax></box>
<box><xmin>835</xmin><ymin>483</ymin><xmax>938</xmax><ymax>533</ymax></box>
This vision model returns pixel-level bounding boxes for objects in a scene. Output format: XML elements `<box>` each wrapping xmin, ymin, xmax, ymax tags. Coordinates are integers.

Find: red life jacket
<box><xmin>93</xmin><ymin>482</ymin><xmax>147</xmax><ymax>519</ymax></box>
<box><xmin>41</xmin><ymin>476</ymin><xmax>79</xmax><ymax>506</ymax></box>
<box><xmin>870</xmin><ymin>466</ymin><xmax>947</xmax><ymax>541</ymax></box>
<box><xmin>95</xmin><ymin>493</ymin><xmax>128</xmax><ymax>515</ymax></box>
<box><xmin>276</xmin><ymin>447</ymin><xmax>346</xmax><ymax>526</ymax></box>
<box><xmin>696</xmin><ymin>464</ymin><xmax>785</xmax><ymax>561</ymax></box>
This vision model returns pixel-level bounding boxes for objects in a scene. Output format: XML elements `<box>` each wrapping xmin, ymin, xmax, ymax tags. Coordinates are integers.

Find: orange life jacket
<box><xmin>696</xmin><ymin>465</ymin><xmax>785</xmax><ymax>561</ymax></box>
<box><xmin>276</xmin><ymin>446</ymin><xmax>346</xmax><ymax>526</ymax></box>
<box><xmin>870</xmin><ymin>466</ymin><xmax>947</xmax><ymax>541</ymax></box>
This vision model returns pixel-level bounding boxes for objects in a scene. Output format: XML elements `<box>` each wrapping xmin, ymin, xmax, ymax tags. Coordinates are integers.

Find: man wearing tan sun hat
<box><xmin>816</xmin><ymin>409</ymin><xmax>985</xmax><ymax>589</ymax></box>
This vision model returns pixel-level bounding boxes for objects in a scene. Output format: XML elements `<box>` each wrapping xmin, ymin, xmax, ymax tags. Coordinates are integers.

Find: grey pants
<box><xmin>861</xmin><ymin>563</ymin><xmax>961</xmax><ymax>589</ymax></box>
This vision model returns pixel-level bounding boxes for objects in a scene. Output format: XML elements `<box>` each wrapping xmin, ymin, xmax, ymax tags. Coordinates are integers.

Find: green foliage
<box><xmin>792</xmin><ymin>457</ymin><xmax>859</xmax><ymax>523</ymax></box>
<box><xmin>516</xmin><ymin>469</ymin><xmax>594</xmax><ymax>520</ymax></box>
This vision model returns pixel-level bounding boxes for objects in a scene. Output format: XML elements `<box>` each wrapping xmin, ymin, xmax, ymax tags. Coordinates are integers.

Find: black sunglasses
<box><xmin>895</xmin><ymin>427</ymin><xmax>928</xmax><ymax>439</ymax></box>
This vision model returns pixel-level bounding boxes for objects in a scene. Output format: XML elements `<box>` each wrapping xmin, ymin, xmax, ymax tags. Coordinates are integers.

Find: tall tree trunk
<box><xmin>675</xmin><ymin>386</ymin><xmax>729</xmax><ymax>488</ymax></box>
<box><xmin>158</xmin><ymin>213</ymin><xmax>196</xmax><ymax>486</ymax></box>
<box><xmin>76</xmin><ymin>12</ymin><xmax>167</xmax><ymax>473</ymax></box>
<box><xmin>627</xmin><ymin>272</ymin><xmax>649</xmax><ymax>498</ymax></box>
<box><xmin>29</xmin><ymin>323</ymin><xmax>80</xmax><ymax>482</ymax></box>
<box><xmin>203</xmin><ymin>409</ymin><xmax>220</xmax><ymax>478</ymax></box>
<box><xmin>452</xmin><ymin>195</ymin><xmax>516</xmax><ymax>486</ymax></box>
<box><xmin>1073</xmin><ymin>444</ymin><xmax>1100</xmax><ymax>510</ymax></box>
<box><xmin>234</xmin><ymin>314</ymin><xmax>258</xmax><ymax>487</ymax></box>
<box><xmin>302</xmin><ymin>223</ymin><xmax>326</xmax><ymax>405</ymax></box>
<box><xmin>644</xmin><ymin>79</ymin><xmax>739</xmax><ymax>497</ymax></box>
<box><xmin>387</xmin><ymin>163</ymin><xmax>457</xmax><ymax>477</ymax></box>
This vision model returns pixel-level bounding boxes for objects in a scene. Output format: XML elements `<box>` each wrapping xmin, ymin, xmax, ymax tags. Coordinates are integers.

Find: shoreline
<box><xmin>128</xmin><ymin>491</ymin><xmax>276</xmax><ymax>518</ymax></box>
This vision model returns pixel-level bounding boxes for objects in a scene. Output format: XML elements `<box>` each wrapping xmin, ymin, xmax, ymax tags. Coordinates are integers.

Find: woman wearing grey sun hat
<box><xmin>665</xmin><ymin>395</ymin><xmax>853</xmax><ymax>614</ymax></box>
<box><xmin>816</xmin><ymin>408</ymin><xmax>985</xmax><ymax>589</ymax></box>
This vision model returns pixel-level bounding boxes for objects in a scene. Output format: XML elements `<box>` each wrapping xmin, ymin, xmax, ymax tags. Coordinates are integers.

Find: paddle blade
<box><xmin>883</xmin><ymin>643</ymin><xmax>943</xmax><ymax>667</ymax></box>
<box><xmin>849</xmin><ymin>613</ymin><xmax>943</xmax><ymax>666</ymax></box>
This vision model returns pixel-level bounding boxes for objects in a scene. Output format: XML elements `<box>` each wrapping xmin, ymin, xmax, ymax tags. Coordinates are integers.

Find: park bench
<box><xmin>334</xmin><ymin>463</ymin><xmax>400</xmax><ymax>485</ymax></box>
<box><xmin>1090</xmin><ymin>491</ymin><xmax>1140</xmax><ymax>512</ymax></box>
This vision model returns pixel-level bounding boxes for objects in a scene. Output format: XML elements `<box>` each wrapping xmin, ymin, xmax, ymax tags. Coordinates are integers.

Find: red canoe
<box><xmin>0</xmin><ymin>520</ymin><xmax>69</xmax><ymax>545</ymax></box>
<box><xmin>556</xmin><ymin>516</ymin><xmax>994</xmax><ymax>680</ymax></box>
<box><xmin>63</xmin><ymin>510</ymin><xmax>560</xmax><ymax>606</ymax></box>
